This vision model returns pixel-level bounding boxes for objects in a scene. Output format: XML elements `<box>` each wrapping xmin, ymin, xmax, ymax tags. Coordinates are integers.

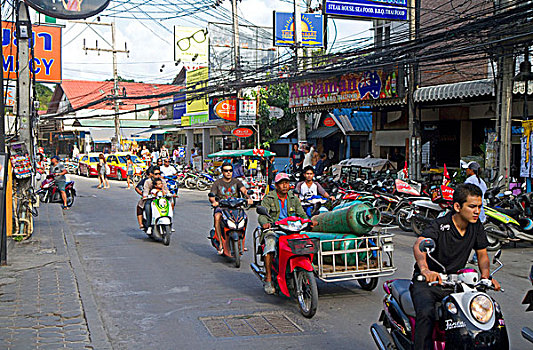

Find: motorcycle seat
<box><xmin>495</xmin><ymin>207</ymin><xmax>520</xmax><ymax>217</ymax></box>
<box><xmin>389</xmin><ymin>279</ymin><xmax>416</xmax><ymax>317</ymax></box>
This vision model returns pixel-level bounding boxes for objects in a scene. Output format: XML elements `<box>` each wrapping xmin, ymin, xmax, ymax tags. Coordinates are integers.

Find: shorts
<box><xmin>56</xmin><ymin>181</ymin><xmax>66</xmax><ymax>192</ymax></box>
<box><xmin>262</xmin><ymin>231</ymin><xmax>278</xmax><ymax>256</ymax></box>
<box><xmin>136</xmin><ymin>206</ymin><xmax>143</xmax><ymax>216</ymax></box>
<box><xmin>213</xmin><ymin>207</ymin><xmax>223</xmax><ymax>216</ymax></box>
<box><xmin>127</xmin><ymin>170</ymin><xmax>134</xmax><ymax>176</ymax></box>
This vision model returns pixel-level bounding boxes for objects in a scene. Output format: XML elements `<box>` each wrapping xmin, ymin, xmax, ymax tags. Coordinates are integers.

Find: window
<box><xmin>89</xmin><ymin>157</ymin><xmax>98</xmax><ymax>163</ymax></box>
<box><xmin>81</xmin><ymin>156</ymin><xmax>87</xmax><ymax>162</ymax></box>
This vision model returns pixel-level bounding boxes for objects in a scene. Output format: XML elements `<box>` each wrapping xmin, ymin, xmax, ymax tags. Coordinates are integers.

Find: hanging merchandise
<box><xmin>10</xmin><ymin>155</ymin><xmax>32</xmax><ymax>179</ymax></box>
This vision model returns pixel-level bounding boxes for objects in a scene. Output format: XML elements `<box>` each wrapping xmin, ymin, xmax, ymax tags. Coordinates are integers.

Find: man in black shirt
<box><xmin>289</xmin><ymin>144</ymin><xmax>304</xmax><ymax>174</ymax></box>
<box><xmin>411</xmin><ymin>184</ymin><xmax>501</xmax><ymax>350</ymax></box>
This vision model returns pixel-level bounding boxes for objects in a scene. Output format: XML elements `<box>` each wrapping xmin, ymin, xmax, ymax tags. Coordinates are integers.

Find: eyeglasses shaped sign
<box><xmin>174</xmin><ymin>26</ymin><xmax>209</xmax><ymax>64</ymax></box>
<box><xmin>24</xmin><ymin>0</ymin><xmax>111</xmax><ymax>20</ymax></box>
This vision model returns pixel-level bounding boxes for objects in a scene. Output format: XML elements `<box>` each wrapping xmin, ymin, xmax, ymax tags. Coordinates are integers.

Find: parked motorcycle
<box><xmin>36</xmin><ymin>175</ymin><xmax>76</xmax><ymax>207</ymax></box>
<box><xmin>197</xmin><ymin>173</ymin><xmax>215</xmax><ymax>191</ymax></box>
<box><xmin>371</xmin><ymin>238</ymin><xmax>508</xmax><ymax>350</ymax></box>
<box><xmin>251</xmin><ymin>207</ymin><xmax>319</xmax><ymax>318</ymax></box>
<box><xmin>300</xmin><ymin>193</ymin><xmax>329</xmax><ymax>218</ymax></box>
<box><xmin>208</xmin><ymin>193</ymin><xmax>249</xmax><ymax>268</ymax></box>
<box><xmin>522</xmin><ymin>265</ymin><xmax>533</xmax><ymax>343</ymax></box>
<box><xmin>143</xmin><ymin>192</ymin><xmax>174</xmax><ymax>246</ymax></box>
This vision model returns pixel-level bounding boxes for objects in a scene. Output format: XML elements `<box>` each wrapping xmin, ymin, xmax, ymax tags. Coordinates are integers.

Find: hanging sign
<box><xmin>2</xmin><ymin>21</ymin><xmax>62</xmax><ymax>83</ymax></box>
<box><xmin>323</xmin><ymin>117</ymin><xmax>335</xmax><ymax>127</ymax></box>
<box><xmin>233</xmin><ymin>128</ymin><xmax>254</xmax><ymax>138</ymax></box>
<box><xmin>273</xmin><ymin>12</ymin><xmax>324</xmax><ymax>47</ymax></box>
<box><xmin>268</xmin><ymin>106</ymin><xmax>284</xmax><ymax>119</ymax></box>
<box><xmin>25</xmin><ymin>0</ymin><xmax>111</xmax><ymax>20</ymax></box>
<box><xmin>238</xmin><ymin>100</ymin><xmax>257</xmax><ymax>126</ymax></box>
<box><xmin>214</xmin><ymin>99</ymin><xmax>237</xmax><ymax>121</ymax></box>
<box><xmin>325</xmin><ymin>0</ymin><xmax>408</xmax><ymax>21</ymax></box>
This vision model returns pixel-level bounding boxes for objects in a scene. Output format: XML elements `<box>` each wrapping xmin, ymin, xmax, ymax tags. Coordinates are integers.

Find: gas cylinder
<box><xmin>304</xmin><ymin>232</ymin><xmax>376</xmax><ymax>265</ymax></box>
<box><xmin>312</xmin><ymin>201</ymin><xmax>380</xmax><ymax>235</ymax></box>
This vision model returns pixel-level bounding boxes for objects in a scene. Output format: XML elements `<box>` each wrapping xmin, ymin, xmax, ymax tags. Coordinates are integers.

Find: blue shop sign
<box><xmin>325</xmin><ymin>0</ymin><xmax>408</xmax><ymax>21</ymax></box>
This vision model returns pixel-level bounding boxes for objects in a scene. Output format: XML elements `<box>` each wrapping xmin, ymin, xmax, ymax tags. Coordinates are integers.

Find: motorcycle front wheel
<box><xmin>184</xmin><ymin>177</ymin><xmax>197</xmax><ymax>189</ymax></box>
<box><xmin>484</xmin><ymin>222</ymin><xmax>502</xmax><ymax>251</ymax></box>
<box><xmin>293</xmin><ymin>268</ymin><xmax>318</xmax><ymax>318</ymax></box>
<box><xmin>232</xmin><ymin>239</ymin><xmax>240</xmax><ymax>268</ymax></box>
<box><xmin>396</xmin><ymin>204</ymin><xmax>413</xmax><ymax>232</ymax></box>
<box><xmin>161</xmin><ymin>225</ymin><xmax>171</xmax><ymax>246</ymax></box>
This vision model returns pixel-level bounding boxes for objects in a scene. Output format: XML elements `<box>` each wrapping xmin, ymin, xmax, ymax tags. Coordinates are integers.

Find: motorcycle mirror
<box><xmin>247</xmin><ymin>189</ymin><xmax>254</xmax><ymax>195</ymax></box>
<box><xmin>419</xmin><ymin>238</ymin><xmax>436</xmax><ymax>254</ymax></box>
<box><xmin>208</xmin><ymin>192</ymin><xmax>216</xmax><ymax>198</ymax></box>
<box><xmin>493</xmin><ymin>250</ymin><xmax>502</xmax><ymax>264</ymax></box>
<box><xmin>256</xmin><ymin>206</ymin><xmax>271</xmax><ymax>217</ymax></box>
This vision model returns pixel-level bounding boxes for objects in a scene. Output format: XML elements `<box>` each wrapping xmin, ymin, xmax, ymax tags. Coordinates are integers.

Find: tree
<box><xmin>252</xmin><ymin>83</ymin><xmax>296</xmax><ymax>147</ymax></box>
<box><xmin>35</xmin><ymin>83</ymin><xmax>53</xmax><ymax>111</ymax></box>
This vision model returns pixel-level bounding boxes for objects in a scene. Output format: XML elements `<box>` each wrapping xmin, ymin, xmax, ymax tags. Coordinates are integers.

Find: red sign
<box><xmin>324</xmin><ymin>117</ymin><xmax>335</xmax><ymax>127</ymax></box>
<box><xmin>233</xmin><ymin>128</ymin><xmax>253</xmax><ymax>138</ymax></box>
<box><xmin>214</xmin><ymin>99</ymin><xmax>237</xmax><ymax>121</ymax></box>
<box><xmin>252</xmin><ymin>149</ymin><xmax>265</xmax><ymax>156</ymax></box>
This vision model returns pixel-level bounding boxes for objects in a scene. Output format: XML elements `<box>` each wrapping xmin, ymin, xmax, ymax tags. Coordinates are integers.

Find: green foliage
<box><xmin>252</xmin><ymin>83</ymin><xmax>296</xmax><ymax>146</ymax></box>
<box><xmin>35</xmin><ymin>83</ymin><xmax>53</xmax><ymax>111</ymax></box>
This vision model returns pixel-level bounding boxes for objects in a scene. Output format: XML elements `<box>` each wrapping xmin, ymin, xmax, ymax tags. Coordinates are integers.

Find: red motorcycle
<box><xmin>36</xmin><ymin>175</ymin><xmax>76</xmax><ymax>207</ymax></box>
<box><xmin>251</xmin><ymin>207</ymin><xmax>319</xmax><ymax>318</ymax></box>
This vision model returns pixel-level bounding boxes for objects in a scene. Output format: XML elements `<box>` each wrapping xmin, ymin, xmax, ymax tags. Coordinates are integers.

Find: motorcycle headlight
<box><xmin>470</xmin><ymin>295</ymin><xmax>493</xmax><ymax>324</ymax></box>
<box><xmin>237</xmin><ymin>219</ymin><xmax>246</xmax><ymax>229</ymax></box>
<box><xmin>227</xmin><ymin>220</ymin><xmax>237</xmax><ymax>229</ymax></box>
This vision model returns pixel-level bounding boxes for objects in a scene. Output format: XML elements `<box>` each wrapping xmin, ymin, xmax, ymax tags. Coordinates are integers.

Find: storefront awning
<box><xmin>308</xmin><ymin>127</ymin><xmax>340</xmax><ymax>139</ymax></box>
<box><xmin>414</xmin><ymin>79</ymin><xmax>495</xmax><ymax>102</ymax></box>
<box><xmin>89</xmin><ymin>128</ymin><xmax>115</xmax><ymax>143</ymax></box>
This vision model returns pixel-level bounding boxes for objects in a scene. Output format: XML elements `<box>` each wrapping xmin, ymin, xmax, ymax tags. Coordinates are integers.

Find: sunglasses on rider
<box><xmin>222</xmin><ymin>168</ymin><xmax>233</xmax><ymax>172</ymax></box>
<box><xmin>154</xmin><ymin>172</ymin><xmax>161</xmax><ymax>175</ymax></box>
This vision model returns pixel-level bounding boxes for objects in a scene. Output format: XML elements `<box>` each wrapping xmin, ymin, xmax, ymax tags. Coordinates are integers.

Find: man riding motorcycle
<box><xmin>49</xmin><ymin>155</ymin><xmax>69</xmax><ymax>209</ymax></box>
<box><xmin>295</xmin><ymin>165</ymin><xmax>332</xmax><ymax>200</ymax></box>
<box><xmin>258</xmin><ymin>173</ymin><xmax>309</xmax><ymax>295</ymax></box>
<box><xmin>137</xmin><ymin>166</ymin><xmax>170</xmax><ymax>233</ymax></box>
<box><xmin>411</xmin><ymin>184</ymin><xmax>501</xmax><ymax>349</ymax></box>
<box><xmin>208</xmin><ymin>161</ymin><xmax>252</xmax><ymax>255</ymax></box>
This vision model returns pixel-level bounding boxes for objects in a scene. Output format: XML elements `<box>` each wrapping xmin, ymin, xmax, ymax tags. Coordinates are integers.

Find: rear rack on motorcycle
<box><xmin>315</xmin><ymin>229</ymin><xmax>396</xmax><ymax>283</ymax></box>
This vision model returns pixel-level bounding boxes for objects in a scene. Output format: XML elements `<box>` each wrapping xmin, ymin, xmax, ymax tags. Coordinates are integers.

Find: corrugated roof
<box><xmin>414</xmin><ymin>79</ymin><xmax>495</xmax><ymax>102</ymax></box>
<box><xmin>51</xmin><ymin>80</ymin><xmax>183</xmax><ymax>113</ymax></box>
<box><xmin>308</xmin><ymin>127</ymin><xmax>339</xmax><ymax>139</ymax></box>
<box><xmin>332</xmin><ymin>109</ymin><xmax>372</xmax><ymax>133</ymax></box>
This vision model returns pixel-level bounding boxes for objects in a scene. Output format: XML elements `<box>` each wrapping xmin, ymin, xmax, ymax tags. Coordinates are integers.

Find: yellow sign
<box><xmin>186</xmin><ymin>67</ymin><xmax>209</xmax><ymax>115</ymax></box>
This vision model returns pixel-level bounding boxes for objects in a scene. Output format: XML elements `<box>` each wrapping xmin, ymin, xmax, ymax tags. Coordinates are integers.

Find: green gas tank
<box><xmin>304</xmin><ymin>232</ymin><xmax>376</xmax><ymax>265</ymax></box>
<box><xmin>312</xmin><ymin>201</ymin><xmax>380</xmax><ymax>235</ymax></box>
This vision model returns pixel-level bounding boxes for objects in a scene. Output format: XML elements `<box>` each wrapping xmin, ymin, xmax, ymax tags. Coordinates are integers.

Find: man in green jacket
<box><xmin>258</xmin><ymin>173</ymin><xmax>308</xmax><ymax>294</ymax></box>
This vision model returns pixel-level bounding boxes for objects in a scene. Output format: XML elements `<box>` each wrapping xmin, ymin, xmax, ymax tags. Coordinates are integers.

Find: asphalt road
<box><xmin>62</xmin><ymin>175</ymin><xmax>533</xmax><ymax>349</ymax></box>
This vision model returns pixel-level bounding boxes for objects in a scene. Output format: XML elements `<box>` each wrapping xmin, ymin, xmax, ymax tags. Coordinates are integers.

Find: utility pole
<box><xmin>81</xmin><ymin>20</ymin><xmax>129</xmax><ymax>151</ymax></box>
<box><xmin>17</xmin><ymin>1</ymin><xmax>32</xmax><ymax>157</ymax></box>
<box><xmin>231</xmin><ymin>0</ymin><xmax>241</xmax><ymax>88</ymax></box>
<box><xmin>497</xmin><ymin>0</ymin><xmax>515</xmax><ymax>186</ymax></box>
<box><xmin>407</xmin><ymin>0</ymin><xmax>416</xmax><ymax>179</ymax></box>
<box><xmin>294</xmin><ymin>0</ymin><xmax>306</xmax><ymax>144</ymax></box>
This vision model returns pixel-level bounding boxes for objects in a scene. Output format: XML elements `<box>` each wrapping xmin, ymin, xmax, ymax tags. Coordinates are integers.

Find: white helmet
<box><xmin>457</xmin><ymin>268</ymin><xmax>479</xmax><ymax>285</ymax></box>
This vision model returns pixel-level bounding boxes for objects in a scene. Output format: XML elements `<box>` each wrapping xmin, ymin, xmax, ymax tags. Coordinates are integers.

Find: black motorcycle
<box><xmin>371</xmin><ymin>238</ymin><xmax>508</xmax><ymax>350</ymax></box>
<box><xmin>208</xmin><ymin>193</ymin><xmax>249</xmax><ymax>268</ymax></box>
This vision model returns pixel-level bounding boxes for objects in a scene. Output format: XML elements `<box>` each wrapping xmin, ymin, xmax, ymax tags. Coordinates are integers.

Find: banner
<box><xmin>25</xmin><ymin>0</ymin><xmax>111</xmax><ymax>20</ymax></box>
<box><xmin>3</xmin><ymin>86</ymin><xmax>15</xmax><ymax>106</ymax></box>
<box><xmin>186</xmin><ymin>67</ymin><xmax>209</xmax><ymax>125</ymax></box>
<box><xmin>273</xmin><ymin>12</ymin><xmax>323</xmax><ymax>47</ymax></box>
<box><xmin>289</xmin><ymin>70</ymin><xmax>399</xmax><ymax>108</ymax></box>
<box><xmin>325</xmin><ymin>0</ymin><xmax>408</xmax><ymax>21</ymax></box>
<box><xmin>2</xmin><ymin>22</ymin><xmax>62</xmax><ymax>83</ymax></box>
<box><xmin>209</xmin><ymin>97</ymin><xmax>237</xmax><ymax>121</ymax></box>
<box><xmin>174</xmin><ymin>26</ymin><xmax>209</xmax><ymax>64</ymax></box>
<box><xmin>173</xmin><ymin>93</ymin><xmax>186</xmax><ymax>125</ymax></box>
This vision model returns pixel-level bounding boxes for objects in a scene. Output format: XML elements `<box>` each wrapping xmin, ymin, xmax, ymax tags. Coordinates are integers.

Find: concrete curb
<box><xmin>60</xmin><ymin>207</ymin><xmax>113</xmax><ymax>349</ymax></box>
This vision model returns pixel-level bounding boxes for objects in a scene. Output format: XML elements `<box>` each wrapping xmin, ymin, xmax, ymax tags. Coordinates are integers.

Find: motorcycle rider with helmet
<box><xmin>137</xmin><ymin>166</ymin><xmax>170</xmax><ymax>233</ymax></box>
<box><xmin>208</xmin><ymin>161</ymin><xmax>253</xmax><ymax>255</ymax></box>
<box><xmin>258</xmin><ymin>173</ymin><xmax>309</xmax><ymax>295</ymax></box>
<box><xmin>411</xmin><ymin>184</ymin><xmax>501</xmax><ymax>349</ymax></box>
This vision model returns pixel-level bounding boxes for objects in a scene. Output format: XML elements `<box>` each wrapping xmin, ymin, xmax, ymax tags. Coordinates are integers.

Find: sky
<box><xmin>37</xmin><ymin>0</ymin><xmax>373</xmax><ymax>84</ymax></box>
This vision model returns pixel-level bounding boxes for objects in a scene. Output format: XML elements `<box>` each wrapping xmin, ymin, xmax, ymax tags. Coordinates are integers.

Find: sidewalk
<box><xmin>0</xmin><ymin>204</ymin><xmax>110</xmax><ymax>349</ymax></box>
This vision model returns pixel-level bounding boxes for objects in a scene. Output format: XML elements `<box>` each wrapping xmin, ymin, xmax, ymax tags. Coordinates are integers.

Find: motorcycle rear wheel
<box><xmin>66</xmin><ymin>190</ymin><xmax>75</xmax><ymax>207</ymax></box>
<box><xmin>184</xmin><ymin>177</ymin><xmax>197</xmax><ymax>189</ymax></box>
<box><xmin>232</xmin><ymin>239</ymin><xmax>240</xmax><ymax>268</ymax></box>
<box><xmin>358</xmin><ymin>277</ymin><xmax>379</xmax><ymax>291</ymax></box>
<box><xmin>484</xmin><ymin>222</ymin><xmax>502</xmax><ymax>251</ymax></box>
<box><xmin>375</xmin><ymin>201</ymin><xmax>395</xmax><ymax>226</ymax></box>
<box><xmin>411</xmin><ymin>208</ymin><xmax>438</xmax><ymax>236</ymax></box>
<box><xmin>196</xmin><ymin>180</ymin><xmax>210</xmax><ymax>191</ymax></box>
<box><xmin>396</xmin><ymin>204</ymin><xmax>413</xmax><ymax>232</ymax></box>
<box><xmin>294</xmin><ymin>268</ymin><xmax>318</xmax><ymax>318</ymax></box>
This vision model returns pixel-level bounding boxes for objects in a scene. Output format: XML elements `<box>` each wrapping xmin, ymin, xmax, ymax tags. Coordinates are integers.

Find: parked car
<box><xmin>77</xmin><ymin>153</ymin><xmax>100</xmax><ymax>177</ymax></box>
<box><xmin>105</xmin><ymin>153</ymin><xmax>147</xmax><ymax>181</ymax></box>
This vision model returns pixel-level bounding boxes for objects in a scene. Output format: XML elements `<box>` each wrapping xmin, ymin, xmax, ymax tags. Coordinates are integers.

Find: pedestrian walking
<box><xmin>97</xmin><ymin>154</ymin><xmax>110</xmax><ymax>189</ymax></box>
<box><xmin>160</xmin><ymin>145</ymin><xmax>169</xmax><ymax>159</ymax></box>
<box><xmin>126</xmin><ymin>154</ymin><xmax>134</xmax><ymax>189</ymax></box>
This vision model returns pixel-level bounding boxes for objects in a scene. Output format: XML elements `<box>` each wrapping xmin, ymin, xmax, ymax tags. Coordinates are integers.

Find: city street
<box><xmin>55</xmin><ymin>175</ymin><xmax>533</xmax><ymax>349</ymax></box>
